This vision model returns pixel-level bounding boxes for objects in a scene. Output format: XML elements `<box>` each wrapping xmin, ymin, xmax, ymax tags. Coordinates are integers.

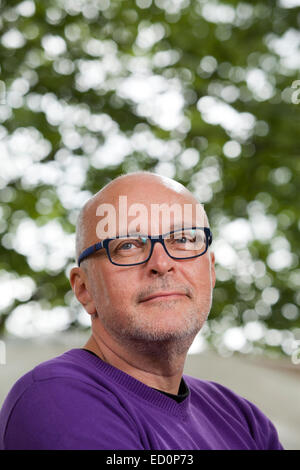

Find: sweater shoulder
<box><xmin>183</xmin><ymin>374</ymin><xmax>283</xmax><ymax>450</ymax></box>
<box><xmin>183</xmin><ymin>373</ymin><xmax>259</xmax><ymax>414</ymax></box>
<box><xmin>0</xmin><ymin>349</ymin><xmax>142</xmax><ymax>449</ymax></box>
<box><xmin>0</xmin><ymin>349</ymin><xmax>107</xmax><ymax>443</ymax></box>
<box><xmin>30</xmin><ymin>348</ymin><xmax>95</xmax><ymax>383</ymax></box>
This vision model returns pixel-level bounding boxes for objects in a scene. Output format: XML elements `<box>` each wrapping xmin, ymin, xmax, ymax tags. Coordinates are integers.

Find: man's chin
<box><xmin>99</xmin><ymin>306</ymin><xmax>207</xmax><ymax>351</ymax></box>
<box><xmin>125</xmin><ymin>327</ymin><xmax>198</xmax><ymax>357</ymax></box>
<box><xmin>121</xmin><ymin>317</ymin><xmax>202</xmax><ymax>346</ymax></box>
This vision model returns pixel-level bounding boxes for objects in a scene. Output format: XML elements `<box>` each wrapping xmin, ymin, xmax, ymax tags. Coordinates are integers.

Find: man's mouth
<box><xmin>140</xmin><ymin>292</ymin><xmax>188</xmax><ymax>303</ymax></box>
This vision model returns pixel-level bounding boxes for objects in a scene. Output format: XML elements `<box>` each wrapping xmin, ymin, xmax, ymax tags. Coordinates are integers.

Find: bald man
<box><xmin>0</xmin><ymin>172</ymin><xmax>283</xmax><ymax>450</ymax></box>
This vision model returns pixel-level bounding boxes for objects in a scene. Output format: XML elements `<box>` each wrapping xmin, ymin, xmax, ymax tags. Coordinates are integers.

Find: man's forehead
<box><xmin>93</xmin><ymin>196</ymin><xmax>206</xmax><ymax>241</ymax></box>
<box><xmin>80</xmin><ymin>175</ymin><xmax>208</xmax><ymax>243</ymax></box>
<box><xmin>96</xmin><ymin>176</ymin><xmax>198</xmax><ymax>207</ymax></box>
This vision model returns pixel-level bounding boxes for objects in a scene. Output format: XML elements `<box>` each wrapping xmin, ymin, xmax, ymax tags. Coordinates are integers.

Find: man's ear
<box><xmin>210</xmin><ymin>251</ymin><xmax>216</xmax><ymax>289</ymax></box>
<box><xmin>70</xmin><ymin>267</ymin><xmax>97</xmax><ymax>316</ymax></box>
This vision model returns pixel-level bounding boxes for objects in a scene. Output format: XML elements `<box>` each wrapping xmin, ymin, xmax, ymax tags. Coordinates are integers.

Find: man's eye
<box><xmin>117</xmin><ymin>239</ymin><xmax>144</xmax><ymax>251</ymax></box>
<box><xmin>174</xmin><ymin>236</ymin><xmax>194</xmax><ymax>244</ymax></box>
<box><xmin>177</xmin><ymin>237</ymin><xmax>188</xmax><ymax>243</ymax></box>
<box><xmin>118</xmin><ymin>242</ymin><xmax>133</xmax><ymax>250</ymax></box>
<box><xmin>117</xmin><ymin>241</ymin><xmax>138</xmax><ymax>250</ymax></box>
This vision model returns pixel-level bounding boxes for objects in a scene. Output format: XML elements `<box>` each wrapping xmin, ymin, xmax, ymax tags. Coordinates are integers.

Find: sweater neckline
<box><xmin>66</xmin><ymin>348</ymin><xmax>190</xmax><ymax>417</ymax></box>
<box><xmin>82</xmin><ymin>348</ymin><xmax>189</xmax><ymax>403</ymax></box>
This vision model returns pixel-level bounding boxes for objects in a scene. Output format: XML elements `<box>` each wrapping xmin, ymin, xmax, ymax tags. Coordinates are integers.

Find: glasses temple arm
<box><xmin>77</xmin><ymin>242</ymin><xmax>103</xmax><ymax>266</ymax></box>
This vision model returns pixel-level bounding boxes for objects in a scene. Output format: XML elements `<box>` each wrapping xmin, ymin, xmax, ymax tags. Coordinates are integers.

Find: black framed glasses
<box><xmin>78</xmin><ymin>227</ymin><xmax>212</xmax><ymax>267</ymax></box>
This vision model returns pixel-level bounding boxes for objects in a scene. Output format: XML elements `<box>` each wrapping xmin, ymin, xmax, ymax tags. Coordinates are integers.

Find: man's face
<box><xmin>84</xmin><ymin>180</ymin><xmax>216</xmax><ymax>350</ymax></box>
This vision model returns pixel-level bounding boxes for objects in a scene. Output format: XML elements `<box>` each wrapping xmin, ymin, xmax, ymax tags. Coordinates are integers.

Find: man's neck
<box><xmin>83</xmin><ymin>333</ymin><xmax>187</xmax><ymax>395</ymax></box>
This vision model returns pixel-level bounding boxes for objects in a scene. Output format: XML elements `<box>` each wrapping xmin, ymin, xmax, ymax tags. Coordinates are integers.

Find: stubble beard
<box><xmin>97</xmin><ymin>297</ymin><xmax>211</xmax><ymax>358</ymax></box>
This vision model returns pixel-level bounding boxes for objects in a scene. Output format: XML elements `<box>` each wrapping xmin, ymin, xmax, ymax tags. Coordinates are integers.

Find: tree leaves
<box><xmin>0</xmin><ymin>0</ymin><xmax>299</xmax><ymax>357</ymax></box>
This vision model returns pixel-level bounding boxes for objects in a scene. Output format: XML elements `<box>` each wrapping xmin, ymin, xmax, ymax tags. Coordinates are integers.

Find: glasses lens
<box><xmin>108</xmin><ymin>236</ymin><xmax>151</xmax><ymax>265</ymax></box>
<box><xmin>164</xmin><ymin>228</ymin><xmax>207</xmax><ymax>258</ymax></box>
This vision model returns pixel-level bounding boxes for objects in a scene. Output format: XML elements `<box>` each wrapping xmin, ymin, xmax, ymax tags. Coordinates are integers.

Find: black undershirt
<box><xmin>82</xmin><ymin>348</ymin><xmax>189</xmax><ymax>403</ymax></box>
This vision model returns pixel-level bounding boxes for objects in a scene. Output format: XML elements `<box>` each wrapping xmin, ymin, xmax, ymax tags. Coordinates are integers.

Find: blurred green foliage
<box><xmin>0</xmin><ymin>0</ymin><xmax>299</xmax><ymax>357</ymax></box>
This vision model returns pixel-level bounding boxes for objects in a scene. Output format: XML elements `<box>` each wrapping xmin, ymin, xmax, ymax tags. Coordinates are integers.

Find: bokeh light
<box><xmin>0</xmin><ymin>0</ymin><xmax>299</xmax><ymax>363</ymax></box>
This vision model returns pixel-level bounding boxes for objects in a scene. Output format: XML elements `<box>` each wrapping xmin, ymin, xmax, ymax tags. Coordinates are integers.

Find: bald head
<box><xmin>75</xmin><ymin>171</ymin><xmax>208</xmax><ymax>263</ymax></box>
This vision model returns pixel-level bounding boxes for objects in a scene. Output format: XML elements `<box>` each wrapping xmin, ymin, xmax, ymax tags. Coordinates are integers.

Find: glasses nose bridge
<box><xmin>148</xmin><ymin>236</ymin><xmax>170</xmax><ymax>260</ymax></box>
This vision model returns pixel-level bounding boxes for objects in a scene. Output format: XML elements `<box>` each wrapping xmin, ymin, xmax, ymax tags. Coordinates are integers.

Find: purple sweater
<box><xmin>0</xmin><ymin>348</ymin><xmax>283</xmax><ymax>450</ymax></box>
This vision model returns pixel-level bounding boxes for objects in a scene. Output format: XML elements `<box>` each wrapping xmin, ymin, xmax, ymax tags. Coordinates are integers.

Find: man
<box><xmin>0</xmin><ymin>172</ymin><xmax>283</xmax><ymax>450</ymax></box>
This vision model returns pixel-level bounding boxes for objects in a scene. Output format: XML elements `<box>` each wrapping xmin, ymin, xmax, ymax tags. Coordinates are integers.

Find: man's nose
<box><xmin>145</xmin><ymin>240</ymin><xmax>175</xmax><ymax>275</ymax></box>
